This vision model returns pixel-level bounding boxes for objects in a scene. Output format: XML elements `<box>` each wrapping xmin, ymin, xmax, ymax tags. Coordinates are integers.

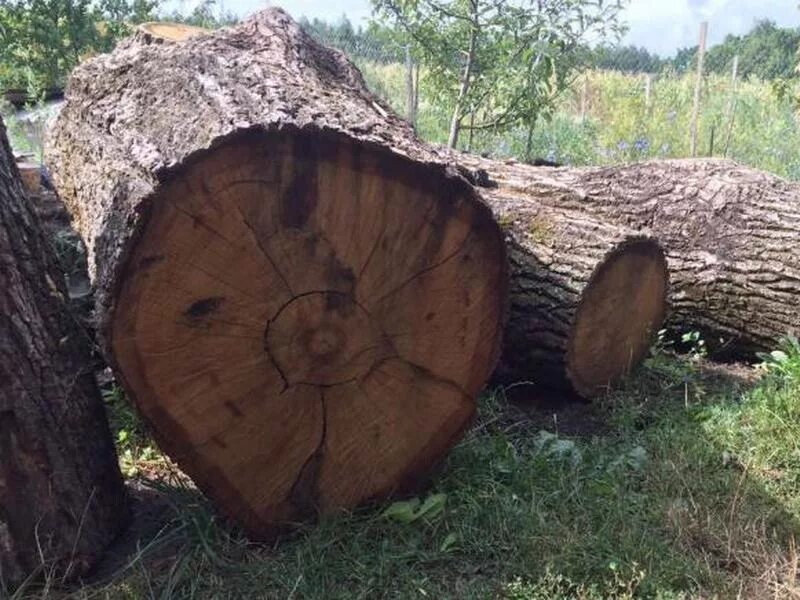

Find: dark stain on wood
<box><xmin>326</xmin><ymin>260</ymin><xmax>356</xmax><ymax>294</ymax></box>
<box><xmin>324</xmin><ymin>292</ymin><xmax>344</xmax><ymax>311</ymax></box>
<box><xmin>281</xmin><ymin>138</ymin><xmax>319</xmax><ymax>229</ymax></box>
<box><xmin>289</xmin><ymin>393</ymin><xmax>326</xmax><ymax>520</ymax></box>
<box><xmin>323</xmin><ymin>290</ymin><xmax>357</xmax><ymax>318</ymax></box>
<box><xmin>289</xmin><ymin>451</ymin><xmax>322</xmax><ymax>519</ymax></box>
<box><xmin>224</xmin><ymin>401</ymin><xmax>243</xmax><ymax>418</ymax></box>
<box><xmin>184</xmin><ymin>297</ymin><xmax>225</xmax><ymax>321</ymax></box>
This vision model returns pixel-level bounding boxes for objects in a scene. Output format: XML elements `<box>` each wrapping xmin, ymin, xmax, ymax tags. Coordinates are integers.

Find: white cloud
<box><xmin>622</xmin><ymin>0</ymin><xmax>800</xmax><ymax>56</ymax></box>
<box><xmin>275</xmin><ymin>0</ymin><xmax>373</xmax><ymax>23</ymax></box>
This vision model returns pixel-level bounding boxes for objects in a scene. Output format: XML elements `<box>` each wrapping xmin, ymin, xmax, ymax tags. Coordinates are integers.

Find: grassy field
<box><xmin>360</xmin><ymin>62</ymin><xmax>800</xmax><ymax>180</ymax></box>
<box><xmin>9</xmin><ymin>337</ymin><xmax>800</xmax><ymax>599</ymax></box>
<box><xmin>4</xmin><ymin>64</ymin><xmax>800</xmax><ymax>180</ymax></box>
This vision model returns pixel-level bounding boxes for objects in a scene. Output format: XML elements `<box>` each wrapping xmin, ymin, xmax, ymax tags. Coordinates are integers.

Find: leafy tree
<box><xmin>706</xmin><ymin>21</ymin><xmax>800</xmax><ymax>81</ymax></box>
<box><xmin>300</xmin><ymin>15</ymin><xmax>404</xmax><ymax>63</ymax></box>
<box><xmin>96</xmin><ymin>0</ymin><xmax>160</xmax><ymax>50</ymax></box>
<box><xmin>592</xmin><ymin>45</ymin><xmax>665</xmax><ymax>74</ymax></box>
<box><xmin>0</xmin><ymin>0</ymin><xmax>243</xmax><ymax>96</ymax></box>
<box><xmin>670</xmin><ymin>46</ymin><xmax>696</xmax><ymax>75</ymax></box>
<box><xmin>373</xmin><ymin>0</ymin><xmax>626</xmax><ymax>151</ymax></box>
<box><xmin>164</xmin><ymin>0</ymin><xmax>239</xmax><ymax>29</ymax></box>
<box><xmin>671</xmin><ymin>21</ymin><xmax>800</xmax><ymax>81</ymax></box>
<box><xmin>0</xmin><ymin>0</ymin><xmax>159</xmax><ymax>94</ymax></box>
<box><xmin>0</xmin><ymin>0</ymin><xmax>100</xmax><ymax>92</ymax></box>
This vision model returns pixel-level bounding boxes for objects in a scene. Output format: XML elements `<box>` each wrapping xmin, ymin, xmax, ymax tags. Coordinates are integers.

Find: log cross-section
<box><xmin>46</xmin><ymin>9</ymin><xmax>507</xmax><ymax>537</ymax></box>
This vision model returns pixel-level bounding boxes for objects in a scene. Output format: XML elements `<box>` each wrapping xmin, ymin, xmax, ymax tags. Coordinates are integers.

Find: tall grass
<box><xmin>361</xmin><ymin>62</ymin><xmax>800</xmax><ymax>179</ymax></box>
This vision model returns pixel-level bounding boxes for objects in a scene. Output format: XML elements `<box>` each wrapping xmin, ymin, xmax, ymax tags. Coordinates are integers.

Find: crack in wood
<box><xmin>370</xmin><ymin>230</ymin><xmax>474</xmax><ymax>306</ymax></box>
<box><xmin>288</xmin><ymin>388</ymin><xmax>327</xmax><ymax>518</ymax></box>
<box><xmin>237</xmin><ymin>207</ymin><xmax>295</xmax><ymax>297</ymax></box>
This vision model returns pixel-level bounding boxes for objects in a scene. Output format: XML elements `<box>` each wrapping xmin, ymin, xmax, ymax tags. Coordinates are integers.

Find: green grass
<box><xmin>358</xmin><ymin>62</ymin><xmax>800</xmax><ymax>180</ymax></box>
<box><xmin>10</xmin><ymin>339</ymin><xmax>800</xmax><ymax>599</ymax></box>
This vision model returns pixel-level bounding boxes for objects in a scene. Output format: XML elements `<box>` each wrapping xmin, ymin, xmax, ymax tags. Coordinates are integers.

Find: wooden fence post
<box><xmin>405</xmin><ymin>44</ymin><xmax>416</xmax><ymax>127</ymax></box>
<box><xmin>723</xmin><ymin>54</ymin><xmax>739</xmax><ymax>157</ymax></box>
<box><xmin>580</xmin><ymin>76</ymin><xmax>589</xmax><ymax>121</ymax></box>
<box><xmin>690</xmin><ymin>21</ymin><xmax>708</xmax><ymax>158</ymax></box>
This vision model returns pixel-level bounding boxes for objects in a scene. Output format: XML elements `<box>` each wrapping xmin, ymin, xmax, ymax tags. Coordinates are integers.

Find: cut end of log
<box><xmin>566</xmin><ymin>238</ymin><xmax>668</xmax><ymax>397</ymax></box>
<box><xmin>109</xmin><ymin>128</ymin><xmax>506</xmax><ymax>536</ymax></box>
<box><xmin>136</xmin><ymin>22</ymin><xmax>210</xmax><ymax>42</ymax></box>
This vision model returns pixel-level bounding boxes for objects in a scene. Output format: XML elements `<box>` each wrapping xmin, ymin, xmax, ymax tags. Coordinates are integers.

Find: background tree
<box><xmin>670</xmin><ymin>45</ymin><xmax>697</xmax><ymax>74</ymax></box>
<box><xmin>0</xmin><ymin>0</ymin><xmax>241</xmax><ymax>96</ymax></box>
<box><xmin>299</xmin><ymin>15</ymin><xmax>404</xmax><ymax>63</ymax></box>
<box><xmin>163</xmin><ymin>0</ymin><xmax>239</xmax><ymax>29</ymax></box>
<box><xmin>592</xmin><ymin>45</ymin><xmax>665</xmax><ymax>74</ymax></box>
<box><xmin>0</xmin><ymin>0</ymin><xmax>159</xmax><ymax>94</ymax></box>
<box><xmin>669</xmin><ymin>21</ymin><xmax>800</xmax><ymax>80</ymax></box>
<box><xmin>96</xmin><ymin>0</ymin><xmax>160</xmax><ymax>51</ymax></box>
<box><xmin>0</xmin><ymin>0</ymin><xmax>100</xmax><ymax>93</ymax></box>
<box><xmin>704</xmin><ymin>21</ymin><xmax>800</xmax><ymax>81</ymax></box>
<box><xmin>373</xmin><ymin>0</ymin><xmax>626</xmax><ymax>151</ymax></box>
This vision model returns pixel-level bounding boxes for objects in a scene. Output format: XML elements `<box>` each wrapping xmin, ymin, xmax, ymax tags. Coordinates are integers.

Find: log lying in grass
<box><xmin>481</xmin><ymin>182</ymin><xmax>668</xmax><ymax>397</ymax></box>
<box><xmin>462</xmin><ymin>156</ymin><xmax>800</xmax><ymax>356</ymax></box>
<box><xmin>0</xmin><ymin>117</ymin><xmax>127</xmax><ymax>588</ymax></box>
<box><xmin>46</xmin><ymin>8</ymin><xmax>507</xmax><ymax>537</ymax></box>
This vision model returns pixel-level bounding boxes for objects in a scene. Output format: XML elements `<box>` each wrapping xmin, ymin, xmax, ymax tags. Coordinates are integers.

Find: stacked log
<box><xmin>0</xmin><ymin>117</ymin><xmax>127</xmax><ymax>588</ymax></box>
<box><xmin>46</xmin><ymin>8</ymin><xmax>508</xmax><ymax>537</ymax></box>
<box><xmin>462</xmin><ymin>156</ymin><xmax>800</xmax><ymax>356</ymax></box>
<box><xmin>468</xmin><ymin>172</ymin><xmax>668</xmax><ymax>397</ymax></box>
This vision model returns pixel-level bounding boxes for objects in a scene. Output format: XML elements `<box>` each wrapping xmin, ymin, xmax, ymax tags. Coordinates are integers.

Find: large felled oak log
<box><xmin>0</xmin><ymin>117</ymin><xmax>127</xmax><ymax>588</ymax></box>
<box><xmin>462</xmin><ymin>156</ymin><xmax>800</xmax><ymax>356</ymax></box>
<box><xmin>477</xmin><ymin>180</ymin><xmax>668</xmax><ymax>397</ymax></box>
<box><xmin>46</xmin><ymin>9</ymin><xmax>507</xmax><ymax>537</ymax></box>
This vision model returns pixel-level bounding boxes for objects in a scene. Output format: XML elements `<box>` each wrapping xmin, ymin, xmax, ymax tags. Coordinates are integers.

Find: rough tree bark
<box><xmin>462</xmin><ymin>156</ymin><xmax>800</xmax><ymax>356</ymax></box>
<box><xmin>0</xmin><ymin>118</ymin><xmax>127</xmax><ymax>589</ymax></box>
<box><xmin>471</xmin><ymin>176</ymin><xmax>668</xmax><ymax>397</ymax></box>
<box><xmin>46</xmin><ymin>9</ymin><xmax>507</xmax><ymax>537</ymax></box>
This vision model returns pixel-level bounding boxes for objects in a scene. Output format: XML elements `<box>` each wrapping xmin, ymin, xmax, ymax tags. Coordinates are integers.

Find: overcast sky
<box><xmin>175</xmin><ymin>0</ymin><xmax>800</xmax><ymax>57</ymax></box>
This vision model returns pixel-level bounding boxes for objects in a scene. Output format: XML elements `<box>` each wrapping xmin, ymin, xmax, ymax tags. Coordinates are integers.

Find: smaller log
<box><xmin>462</xmin><ymin>155</ymin><xmax>800</xmax><ymax>356</ymax></box>
<box><xmin>486</xmin><ymin>185</ymin><xmax>668</xmax><ymax>397</ymax></box>
<box><xmin>0</xmin><ymin>117</ymin><xmax>127</xmax><ymax>589</ymax></box>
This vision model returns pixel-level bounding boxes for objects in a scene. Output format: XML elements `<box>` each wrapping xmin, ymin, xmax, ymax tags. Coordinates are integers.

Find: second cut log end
<box><xmin>566</xmin><ymin>238</ymin><xmax>668</xmax><ymax>397</ymax></box>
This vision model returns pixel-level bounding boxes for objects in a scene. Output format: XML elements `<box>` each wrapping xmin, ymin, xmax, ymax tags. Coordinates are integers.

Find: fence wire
<box><xmin>4</xmin><ymin>15</ymin><xmax>800</xmax><ymax>181</ymax></box>
<box><xmin>307</xmin><ymin>18</ymin><xmax>800</xmax><ymax>180</ymax></box>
